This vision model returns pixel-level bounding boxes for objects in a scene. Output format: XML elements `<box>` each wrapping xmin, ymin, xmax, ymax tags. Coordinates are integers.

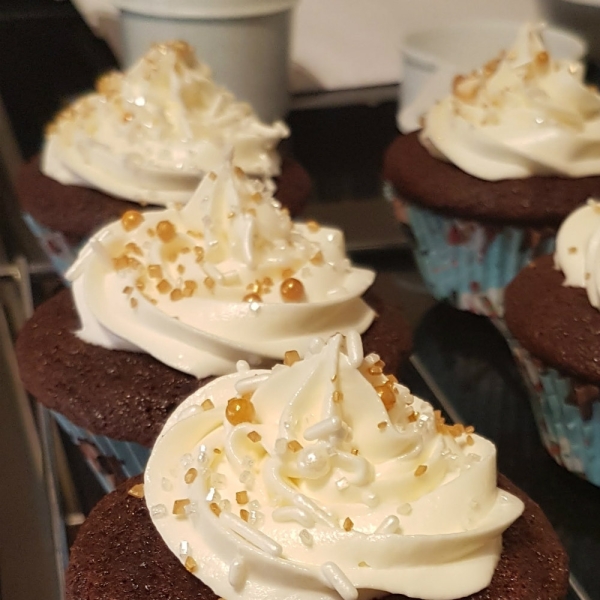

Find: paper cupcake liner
<box><xmin>403</xmin><ymin>203</ymin><xmax>554</xmax><ymax>317</ymax></box>
<box><xmin>22</xmin><ymin>213</ymin><xmax>80</xmax><ymax>280</ymax></box>
<box><xmin>503</xmin><ymin>335</ymin><xmax>600</xmax><ymax>487</ymax></box>
<box><xmin>52</xmin><ymin>411</ymin><xmax>150</xmax><ymax>493</ymax></box>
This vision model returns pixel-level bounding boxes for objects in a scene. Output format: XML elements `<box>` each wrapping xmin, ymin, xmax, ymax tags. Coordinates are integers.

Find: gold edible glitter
<box><xmin>127</xmin><ymin>483</ymin><xmax>144</xmax><ymax>498</ymax></box>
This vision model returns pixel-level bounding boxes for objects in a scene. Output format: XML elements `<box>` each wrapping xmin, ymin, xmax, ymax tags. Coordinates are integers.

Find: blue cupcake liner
<box><xmin>52</xmin><ymin>411</ymin><xmax>150</xmax><ymax>493</ymax></box>
<box><xmin>504</xmin><ymin>336</ymin><xmax>600</xmax><ymax>487</ymax></box>
<box><xmin>22</xmin><ymin>213</ymin><xmax>81</xmax><ymax>280</ymax></box>
<box><xmin>403</xmin><ymin>203</ymin><xmax>554</xmax><ymax>316</ymax></box>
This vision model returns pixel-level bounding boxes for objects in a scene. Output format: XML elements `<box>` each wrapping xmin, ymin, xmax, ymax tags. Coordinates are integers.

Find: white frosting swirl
<box><xmin>145</xmin><ymin>333</ymin><xmax>524</xmax><ymax>600</ymax></box>
<box><xmin>42</xmin><ymin>41</ymin><xmax>289</xmax><ymax>206</ymax></box>
<box><xmin>555</xmin><ymin>198</ymin><xmax>600</xmax><ymax>307</ymax></box>
<box><xmin>421</xmin><ymin>24</ymin><xmax>600</xmax><ymax>181</ymax></box>
<box><xmin>66</xmin><ymin>164</ymin><xmax>375</xmax><ymax>378</ymax></box>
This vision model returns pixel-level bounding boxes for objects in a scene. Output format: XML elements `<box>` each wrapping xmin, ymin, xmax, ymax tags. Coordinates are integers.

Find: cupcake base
<box><xmin>66</xmin><ymin>474</ymin><xmax>569</xmax><ymax>600</ymax></box>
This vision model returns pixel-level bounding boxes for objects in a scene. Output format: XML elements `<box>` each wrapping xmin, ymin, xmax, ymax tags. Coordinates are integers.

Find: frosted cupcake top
<box><xmin>67</xmin><ymin>164</ymin><xmax>375</xmax><ymax>378</ymax></box>
<box><xmin>421</xmin><ymin>24</ymin><xmax>600</xmax><ymax>181</ymax></box>
<box><xmin>42</xmin><ymin>41</ymin><xmax>288</xmax><ymax>207</ymax></box>
<box><xmin>144</xmin><ymin>332</ymin><xmax>524</xmax><ymax>600</ymax></box>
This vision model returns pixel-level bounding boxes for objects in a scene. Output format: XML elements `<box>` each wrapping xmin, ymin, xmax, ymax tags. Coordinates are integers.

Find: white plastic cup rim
<box><xmin>114</xmin><ymin>0</ymin><xmax>299</xmax><ymax>19</ymax></box>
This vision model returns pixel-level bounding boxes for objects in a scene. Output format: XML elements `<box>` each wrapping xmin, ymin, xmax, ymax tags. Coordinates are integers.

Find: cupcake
<box><xmin>16</xmin><ymin>164</ymin><xmax>411</xmax><ymax>491</ymax></box>
<box><xmin>504</xmin><ymin>199</ymin><xmax>600</xmax><ymax>486</ymax></box>
<box><xmin>383</xmin><ymin>24</ymin><xmax>600</xmax><ymax>316</ymax></box>
<box><xmin>66</xmin><ymin>333</ymin><xmax>569</xmax><ymax>600</ymax></box>
<box><xmin>16</xmin><ymin>41</ymin><xmax>311</xmax><ymax>276</ymax></box>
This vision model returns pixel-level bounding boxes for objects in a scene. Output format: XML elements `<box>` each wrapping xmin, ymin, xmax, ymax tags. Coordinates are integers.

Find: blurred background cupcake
<box><xmin>16</xmin><ymin>41</ymin><xmax>311</xmax><ymax>277</ymax></box>
<box><xmin>504</xmin><ymin>199</ymin><xmax>600</xmax><ymax>486</ymax></box>
<box><xmin>384</xmin><ymin>23</ymin><xmax>600</xmax><ymax>316</ymax></box>
<box><xmin>16</xmin><ymin>164</ymin><xmax>411</xmax><ymax>491</ymax></box>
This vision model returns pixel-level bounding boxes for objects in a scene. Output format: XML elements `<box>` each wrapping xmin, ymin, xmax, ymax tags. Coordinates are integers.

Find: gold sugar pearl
<box><xmin>243</xmin><ymin>293</ymin><xmax>262</xmax><ymax>303</ymax></box>
<box><xmin>184</xmin><ymin>468</ymin><xmax>198</xmax><ymax>484</ymax></box>
<box><xmin>343</xmin><ymin>517</ymin><xmax>354</xmax><ymax>532</ymax></box>
<box><xmin>185</xmin><ymin>556</ymin><xmax>197</xmax><ymax>573</ymax></box>
<box><xmin>280</xmin><ymin>278</ymin><xmax>305</xmax><ymax>303</ymax></box>
<box><xmin>284</xmin><ymin>350</ymin><xmax>301</xmax><ymax>366</ymax></box>
<box><xmin>414</xmin><ymin>465</ymin><xmax>428</xmax><ymax>477</ymax></box>
<box><xmin>173</xmin><ymin>498</ymin><xmax>191</xmax><ymax>515</ymax></box>
<box><xmin>127</xmin><ymin>483</ymin><xmax>144</xmax><ymax>498</ymax></box>
<box><xmin>121</xmin><ymin>210</ymin><xmax>144</xmax><ymax>232</ymax></box>
<box><xmin>156</xmin><ymin>220</ymin><xmax>177</xmax><ymax>243</ymax></box>
<box><xmin>225</xmin><ymin>397</ymin><xmax>256</xmax><ymax>426</ymax></box>
<box><xmin>236</xmin><ymin>491</ymin><xmax>249</xmax><ymax>505</ymax></box>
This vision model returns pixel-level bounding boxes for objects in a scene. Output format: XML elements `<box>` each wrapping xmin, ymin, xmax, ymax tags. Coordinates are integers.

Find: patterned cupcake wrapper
<box><xmin>400</xmin><ymin>202</ymin><xmax>554</xmax><ymax>317</ymax></box>
<box><xmin>502</xmin><ymin>333</ymin><xmax>600</xmax><ymax>487</ymax></box>
<box><xmin>22</xmin><ymin>214</ymin><xmax>80</xmax><ymax>280</ymax></box>
<box><xmin>52</xmin><ymin>411</ymin><xmax>150</xmax><ymax>493</ymax></box>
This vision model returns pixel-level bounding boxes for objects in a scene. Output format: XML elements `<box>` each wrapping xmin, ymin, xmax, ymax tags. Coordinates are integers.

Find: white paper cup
<box><xmin>398</xmin><ymin>20</ymin><xmax>586</xmax><ymax>133</ymax></box>
<box><xmin>114</xmin><ymin>0</ymin><xmax>298</xmax><ymax>122</ymax></box>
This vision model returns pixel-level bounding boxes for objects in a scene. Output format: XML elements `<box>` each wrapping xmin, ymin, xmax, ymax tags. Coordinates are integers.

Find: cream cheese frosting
<box><xmin>66</xmin><ymin>163</ymin><xmax>375</xmax><ymax>379</ymax></box>
<box><xmin>144</xmin><ymin>333</ymin><xmax>524</xmax><ymax>600</ymax></box>
<box><xmin>555</xmin><ymin>198</ymin><xmax>600</xmax><ymax>307</ymax></box>
<box><xmin>42</xmin><ymin>41</ymin><xmax>289</xmax><ymax>207</ymax></box>
<box><xmin>420</xmin><ymin>24</ymin><xmax>600</xmax><ymax>181</ymax></box>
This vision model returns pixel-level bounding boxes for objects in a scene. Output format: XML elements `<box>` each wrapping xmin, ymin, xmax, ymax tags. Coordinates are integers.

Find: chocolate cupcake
<box><xmin>66</xmin><ymin>333</ymin><xmax>568</xmax><ymax>600</ymax></box>
<box><xmin>504</xmin><ymin>199</ymin><xmax>600</xmax><ymax>486</ymax></box>
<box><xmin>383</xmin><ymin>24</ymin><xmax>600</xmax><ymax>316</ymax></box>
<box><xmin>17</xmin><ymin>164</ymin><xmax>411</xmax><ymax>491</ymax></box>
<box><xmin>17</xmin><ymin>41</ymin><xmax>311</xmax><ymax>276</ymax></box>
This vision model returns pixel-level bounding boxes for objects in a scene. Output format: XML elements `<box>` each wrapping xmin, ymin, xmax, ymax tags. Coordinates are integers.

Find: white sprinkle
<box><xmin>364</xmin><ymin>353</ymin><xmax>380</xmax><ymax>366</ymax></box>
<box><xmin>362</xmin><ymin>492</ymin><xmax>379</xmax><ymax>508</ymax></box>
<box><xmin>309</xmin><ymin>337</ymin><xmax>325</xmax><ymax>354</ymax></box>
<box><xmin>222</xmin><ymin>270</ymin><xmax>241</xmax><ymax>285</ymax></box>
<box><xmin>198</xmin><ymin>445</ymin><xmax>209</xmax><ymax>467</ymax></box>
<box><xmin>375</xmin><ymin>515</ymin><xmax>400</xmax><ymax>535</ymax></box>
<box><xmin>274</xmin><ymin>438</ymin><xmax>288</xmax><ymax>455</ymax></box>
<box><xmin>335</xmin><ymin>477</ymin><xmax>349</xmax><ymax>491</ymax></box>
<box><xmin>321</xmin><ymin>562</ymin><xmax>358</xmax><ymax>600</ymax></box>
<box><xmin>218</xmin><ymin>499</ymin><xmax>232</xmax><ymax>512</ymax></box>
<box><xmin>229</xmin><ymin>556</ymin><xmax>247</xmax><ymax>589</ymax></box>
<box><xmin>470</xmin><ymin>500</ymin><xmax>480</xmax><ymax>511</ymax></box>
<box><xmin>249</xmin><ymin>301</ymin><xmax>261</xmax><ymax>314</ymax></box>
<box><xmin>203</xmin><ymin>262</ymin><xmax>223</xmax><ymax>282</ymax></box>
<box><xmin>273</xmin><ymin>506</ymin><xmax>315</xmax><ymax>528</ymax></box>
<box><xmin>397</xmin><ymin>503</ymin><xmax>412</xmax><ymax>516</ymax></box>
<box><xmin>293</xmin><ymin>494</ymin><xmax>338</xmax><ymax>528</ymax></box>
<box><xmin>221</xmin><ymin>512</ymin><xmax>283</xmax><ymax>557</ymax></box>
<box><xmin>235</xmin><ymin>373</ymin><xmax>270</xmax><ymax>395</ymax></box>
<box><xmin>304</xmin><ymin>417</ymin><xmax>342</xmax><ymax>441</ymax></box>
<box><xmin>239</xmin><ymin>470</ymin><xmax>255</xmax><ymax>489</ymax></box>
<box><xmin>90</xmin><ymin>238</ymin><xmax>112</xmax><ymax>268</ymax></box>
<box><xmin>248</xmin><ymin>500</ymin><xmax>261</xmax><ymax>511</ymax></box>
<box><xmin>150</xmin><ymin>504</ymin><xmax>167</xmax><ymax>519</ymax></box>
<box><xmin>242</xmin><ymin>455</ymin><xmax>255</xmax><ymax>469</ymax></box>
<box><xmin>179</xmin><ymin>540</ymin><xmax>191</xmax><ymax>558</ymax></box>
<box><xmin>206</xmin><ymin>488</ymin><xmax>221</xmax><ymax>502</ymax></box>
<box><xmin>180</xmin><ymin>453</ymin><xmax>194</xmax><ymax>469</ymax></box>
<box><xmin>161</xmin><ymin>477</ymin><xmax>173</xmax><ymax>492</ymax></box>
<box><xmin>236</xmin><ymin>360</ymin><xmax>250</xmax><ymax>372</ymax></box>
<box><xmin>248</xmin><ymin>510</ymin><xmax>264</xmax><ymax>528</ymax></box>
<box><xmin>299</xmin><ymin>529</ymin><xmax>314</xmax><ymax>547</ymax></box>
<box><xmin>209</xmin><ymin>473</ymin><xmax>227</xmax><ymax>489</ymax></box>
<box><xmin>184</xmin><ymin>501</ymin><xmax>197</xmax><ymax>516</ymax></box>
<box><xmin>345</xmin><ymin>331</ymin><xmax>363</xmax><ymax>368</ymax></box>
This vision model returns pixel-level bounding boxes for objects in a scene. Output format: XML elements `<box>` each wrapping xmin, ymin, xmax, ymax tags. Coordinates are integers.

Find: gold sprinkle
<box><xmin>127</xmin><ymin>483</ymin><xmax>144</xmax><ymax>498</ymax></box>
<box><xmin>122</xmin><ymin>286</ymin><xmax>133</xmax><ymax>295</ymax></box>
<box><xmin>228</xmin><ymin>211</ymin><xmax>236</xmax><ymax>219</ymax></box>
<box><xmin>369</xmin><ymin>365</ymin><xmax>383</xmax><ymax>376</ymax></box>
<box><xmin>130</xmin><ymin>298</ymin><xmax>138</xmax><ymax>309</ymax></box>
<box><xmin>147</xmin><ymin>228</ymin><xmax>156</xmax><ymax>237</ymax></box>
<box><xmin>333</xmin><ymin>391</ymin><xmax>343</xmax><ymax>403</ymax></box>
<box><xmin>112</xmin><ymin>255</ymin><xmax>129</xmax><ymax>271</ymax></box>
<box><xmin>284</xmin><ymin>350</ymin><xmax>301</xmax><ymax>366</ymax></box>
<box><xmin>157</xmin><ymin>220</ymin><xmax>177</xmax><ymax>243</ymax></box>
<box><xmin>234</xmin><ymin>166</ymin><xmax>245</xmax><ymax>178</ymax></box>
<box><xmin>343</xmin><ymin>517</ymin><xmax>354</xmax><ymax>531</ymax></box>
<box><xmin>236</xmin><ymin>491</ymin><xmax>249</xmax><ymax>505</ymax></box>
<box><xmin>466</xmin><ymin>435</ymin><xmax>475</xmax><ymax>446</ymax></box>
<box><xmin>177</xmin><ymin>264</ymin><xmax>185</xmax><ymax>274</ymax></box>
<box><xmin>201</xmin><ymin>399</ymin><xmax>214</xmax><ymax>411</ymax></box>
<box><xmin>407</xmin><ymin>412</ymin><xmax>419</xmax><ymax>423</ymax></box>
<box><xmin>173</xmin><ymin>499</ymin><xmax>191</xmax><ymax>515</ymax></box>
<box><xmin>310</xmin><ymin>251</ymin><xmax>324</xmax><ymax>265</ymax></box>
<box><xmin>250</xmin><ymin>192</ymin><xmax>262</xmax><ymax>203</ymax></box>
<box><xmin>243</xmin><ymin>293</ymin><xmax>262</xmax><ymax>303</ymax></box>
<box><xmin>240</xmin><ymin>509</ymin><xmax>250</xmax><ymax>522</ymax></box>
<box><xmin>204</xmin><ymin>276</ymin><xmax>215</xmax><ymax>290</ymax></box>
<box><xmin>183</xmin><ymin>280</ymin><xmax>197</xmax><ymax>297</ymax></box>
<box><xmin>351</xmin><ymin>448</ymin><xmax>359</xmax><ymax>456</ymax></box>
<box><xmin>376</xmin><ymin>384</ymin><xmax>396</xmax><ymax>411</ymax></box>
<box><xmin>135</xmin><ymin>277</ymin><xmax>145</xmax><ymax>291</ymax></box>
<box><xmin>121</xmin><ymin>210</ymin><xmax>144</xmax><ymax>231</ymax></box>
<box><xmin>414</xmin><ymin>465</ymin><xmax>428</xmax><ymax>477</ymax></box>
<box><xmin>377</xmin><ymin>421</ymin><xmax>388</xmax><ymax>430</ymax></box>
<box><xmin>148</xmin><ymin>264</ymin><xmax>163</xmax><ymax>279</ymax></box>
<box><xmin>306</xmin><ymin>220</ymin><xmax>320</xmax><ymax>233</ymax></box>
<box><xmin>170</xmin><ymin>288</ymin><xmax>183</xmax><ymax>302</ymax></box>
<box><xmin>184</xmin><ymin>468</ymin><xmax>198</xmax><ymax>484</ymax></box>
<box><xmin>125</xmin><ymin>242</ymin><xmax>143</xmax><ymax>256</ymax></box>
<box><xmin>247</xmin><ymin>431</ymin><xmax>262</xmax><ymax>443</ymax></box>
<box><xmin>568</xmin><ymin>246</ymin><xmax>577</xmax><ymax>254</ymax></box>
<box><xmin>185</xmin><ymin>556</ymin><xmax>197</xmax><ymax>573</ymax></box>
<box><xmin>187</xmin><ymin>230</ymin><xmax>204</xmax><ymax>239</ymax></box>
<box><xmin>287</xmin><ymin>440</ymin><xmax>303</xmax><ymax>453</ymax></box>
<box><xmin>465</xmin><ymin>425</ymin><xmax>475</xmax><ymax>434</ymax></box>
<box><xmin>282</xmin><ymin>268</ymin><xmax>294</xmax><ymax>279</ymax></box>
<box><xmin>157</xmin><ymin>279</ymin><xmax>172</xmax><ymax>294</ymax></box>
<box><xmin>210</xmin><ymin>502</ymin><xmax>221</xmax><ymax>516</ymax></box>
<box><xmin>387</xmin><ymin>374</ymin><xmax>399</xmax><ymax>384</ymax></box>
<box><xmin>213</xmin><ymin>448</ymin><xmax>222</xmax><ymax>455</ymax></box>
<box><xmin>208</xmin><ymin>171</ymin><xmax>217</xmax><ymax>180</ymax></box>
<box><xmin>586</xmin><ymin>273</ymin><xmax>591</xmax><ymax>281</ymax></box>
